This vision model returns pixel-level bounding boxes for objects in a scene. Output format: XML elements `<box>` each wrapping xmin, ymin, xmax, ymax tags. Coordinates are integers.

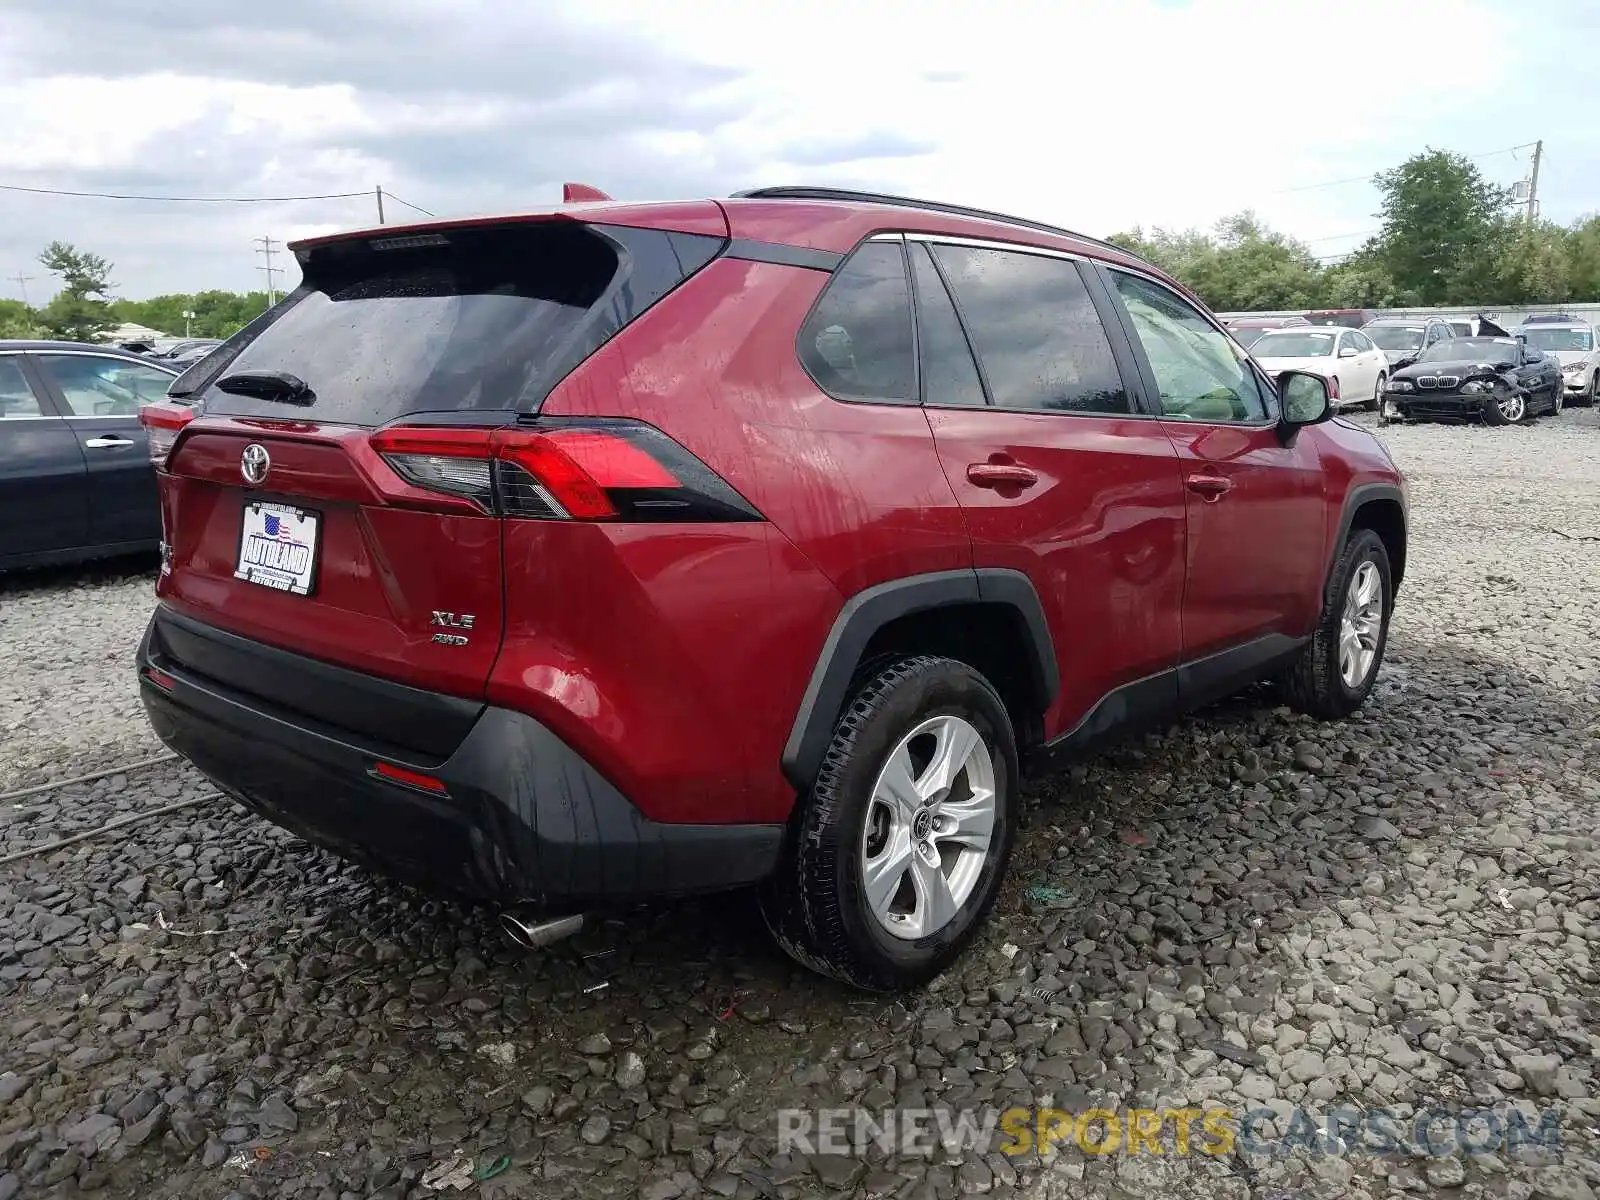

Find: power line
<box><xmin>1271</xmin><ymin>142</ymin><xmax>1540</xmax><ymax>195</ymax></box>
<box><xmin>1303</xmin><ymin>228</ymin><xmax>1380</xmax><ymax>244</ymax></box>
<box><xmin>383</xmin><ymin>191</ymin><xmax>436</xmax><ymax>218</ymax></box>
<box><xmin>9</xmin><ymin>273</ymin><xmax>33</xmax><ymax>306</ymax></box>
<box><xmin>0</xmin><ymin>182</ymin><xmax>370</xmax><ymax>203</ymax></box>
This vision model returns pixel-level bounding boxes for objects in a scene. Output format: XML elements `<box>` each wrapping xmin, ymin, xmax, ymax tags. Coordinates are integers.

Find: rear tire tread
<box><xmin>762</xmin><ymin>655</ymin><xmax>1015</xmax><ymax>993</ymax></box>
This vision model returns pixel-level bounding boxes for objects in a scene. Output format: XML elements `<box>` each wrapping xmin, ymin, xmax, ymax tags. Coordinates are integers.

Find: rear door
<box><xmin>910</xmin><ymin>236</ymin><xmax>1188</xmax><ymax>738</ymax></box>
<box><xmin>154</xmin><ymin>216</ymin><xmax>722</xmax><ymax>702</ymax></box>
<box><xmin>32</xmin><ymin>352</ymin><xmax>174</xmax><ymax>546</ymax></box>
<box><xmin>1099</xmin><ymin>266</ymin><xmax>1326</xmax><ymax>678</ymax></box>
<box><xmin>0</xmin><ymin>353</ymin><xmax>89</xmax><ymax>561</ymax></box>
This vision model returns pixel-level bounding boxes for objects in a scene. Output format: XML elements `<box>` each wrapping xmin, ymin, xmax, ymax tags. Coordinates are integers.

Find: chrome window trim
<box><xmin>903</xmin><ymin>231</ymin><xmax>1085</xmax><ymax>264</ymax></box>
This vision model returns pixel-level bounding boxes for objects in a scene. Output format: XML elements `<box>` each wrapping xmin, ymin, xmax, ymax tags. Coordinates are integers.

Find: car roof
<box><xmin>289</xmin><ymin>186</ymin><xmax>1198</xmax><ymax>307</ymax></box>
<box><xmin>1514</xmin><ymin>321</ymin><xmax>1587</xmax><ymax>330</ymax></box>
<box><xmin>1365</xmin><ymin>317</ymin><xmax>1433</xmax><ymax>325</ymax></box>
<box><xmin>0</xmin><ymin>339</ymin><xmax>176</xmax><ymax>358</ymax></box>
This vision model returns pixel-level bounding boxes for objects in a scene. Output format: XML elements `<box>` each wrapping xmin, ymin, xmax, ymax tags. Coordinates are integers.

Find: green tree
<box><xmin>1112</xmin><ymin>213</ymin><xmax>1321</xmax><ymax>311</ymax></box>
<box><xmin>0</xmin><ymin>298</ymin><xmax>42</xmax><ymax>338</ymax></box>
<box><xmin>36</xmin><ymin>242</ymin><xmax>117</xmax><ymax>341</ymax></box>
<box><xmin>1563</xmin><ymin>214</ymin><xmax>1600</xmax><ymax>301</ymax></box>
<box><xmin>1491</xmin><ymin>221</ymin><xmax>1572</xmax><ymax>305</ymax></box>
<box><xmin>1370</xmin><ymin>150</ymin><xmax>1512</xmax><ymax>305</ymax></box>
<box><xmin>113</xmin><ymin>290</ymin><xmax>272</xmax><ymax>338</ymax></box>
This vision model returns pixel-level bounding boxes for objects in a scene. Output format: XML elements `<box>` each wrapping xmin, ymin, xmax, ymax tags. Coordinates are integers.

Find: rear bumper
<box><xmin>137</xmin><ymin>610</ymin><xmax>782</xmax><ymax>905</ymax></box>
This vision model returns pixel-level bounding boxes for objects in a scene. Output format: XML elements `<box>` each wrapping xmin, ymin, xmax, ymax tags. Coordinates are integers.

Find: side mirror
<box><xmin>1337</xmin><ymin>345</ymin><xmax>1357</xmax><ymax>358</ymax></box>
<box><xmin>1277</xmin><ymin>370</ymin><xmax>1332</xmax><ymax>439</ymax></box>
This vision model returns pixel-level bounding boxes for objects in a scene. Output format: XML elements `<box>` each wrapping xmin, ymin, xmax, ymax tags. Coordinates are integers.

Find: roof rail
<box><xmin>730</xmin><ymin>186</ymin><xmax>1153</xmax><ymax>267</ymax></box>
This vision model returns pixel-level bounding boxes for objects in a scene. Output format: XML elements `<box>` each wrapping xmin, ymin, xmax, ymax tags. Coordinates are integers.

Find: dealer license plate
<box><xmin>235</xmin><ymin>501</ymin><xmax>320</xmax><ymax>596</ymax></box>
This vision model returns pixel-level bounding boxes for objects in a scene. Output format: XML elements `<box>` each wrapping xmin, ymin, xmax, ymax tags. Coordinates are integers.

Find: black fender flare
<box><xmin>1331</xmin><ymin>481</ymin><xmax>1407</xmax><ymax>594</ymax></box>
<box><xmin>780</xmin><ymin>568</ymin><xmax>1058</xmax><ymax>792</ymax></box>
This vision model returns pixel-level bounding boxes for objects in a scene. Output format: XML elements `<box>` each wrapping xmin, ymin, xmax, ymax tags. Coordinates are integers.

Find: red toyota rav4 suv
<box><xmin>137</xmin><ymin>186</ymin><xmax>1405</xmax><ymax>991</ymax></box>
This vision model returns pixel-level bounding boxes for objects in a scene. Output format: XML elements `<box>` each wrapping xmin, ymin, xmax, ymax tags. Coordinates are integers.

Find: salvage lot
<box><xmin>1</xmin><ymin>412</ymin><xmax>1598</xmax><ymax>1200</ymax></box>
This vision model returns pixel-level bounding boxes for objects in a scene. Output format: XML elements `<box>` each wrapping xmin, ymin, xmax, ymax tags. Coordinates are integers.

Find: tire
<box><xmin>1551</xmin><ymin>384</ymin><xmax>1564</xmax><ymax>416</ymax></box>
<box><xmin>760</xmin><ymin>655</ymin><xmax>1018</xmax><ymax>992</ymax></box>
<box><xmin>1370</xmin><ymin>373</ymin><xmax>1386</xmax><ymax>411</ymax></box>
<box><xmin>1584</xmin><ymin>373</ymin><xmax>1597</xmax><ymax>406</ymax></box>
<box><xmin>1483</xmin><ymin>386</ymin><xmax>1524</xmax><ymax>426</ymax></box>
<box><xmin>1281</xmin><ymin>529</ymin><xmax>1392</xmax><ymax>720</ymax></box>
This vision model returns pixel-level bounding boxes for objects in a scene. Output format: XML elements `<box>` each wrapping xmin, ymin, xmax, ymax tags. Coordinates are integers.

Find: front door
<box><xmin>1098</xmin><ymin>267</ymin><xmax>1326</xmax><ymax>693</ymax></box>
<box><xmin>908</xmin><ymin>237</ymin><xmax>1189</xmax><ymax>739</ymax></box>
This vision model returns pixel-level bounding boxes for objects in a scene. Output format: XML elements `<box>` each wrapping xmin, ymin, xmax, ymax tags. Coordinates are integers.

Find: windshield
<box><xmin>1365</xmin><ymin>326</ymin><xmax>1425</xmax><ymax>352</ymax></box>
<box><xmin>1229</xmin><ymin>326</ymin><xmax>1269</xmax><ymax>347</ymax></box>
<box><xmin>1251</xmin><ymin>330</ymin><xmax>1338</xmax><ymax>358</ymax></box>
<box><xmin>1420</xmin><ymin>337</ymin><xmax>1518</xmax><ymax>364</ymax></box>
<box><xmin>1519</xmin><ymin>326</ymin><xmax>1593</xmax><ymax>352</ymax></box>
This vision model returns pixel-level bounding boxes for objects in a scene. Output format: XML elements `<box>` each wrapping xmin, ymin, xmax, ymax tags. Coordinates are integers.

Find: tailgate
<box><xmin>158</xmin><ymin>419</ymin><xmax>505</xmax><ymax>702</ymax></box>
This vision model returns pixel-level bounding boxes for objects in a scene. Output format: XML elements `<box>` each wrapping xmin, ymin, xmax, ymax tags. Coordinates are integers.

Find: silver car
<box><xmin>1513</xmin><ymin>322</ymin><xmax>1598</xmax><ymax>405</ymax></box>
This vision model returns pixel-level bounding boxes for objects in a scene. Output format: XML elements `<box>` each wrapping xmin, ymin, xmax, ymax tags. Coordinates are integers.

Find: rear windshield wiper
<box><xmin>214</xmin><ymin>370</ymin><xmax>316</xmax><ymax>405</ymax></box>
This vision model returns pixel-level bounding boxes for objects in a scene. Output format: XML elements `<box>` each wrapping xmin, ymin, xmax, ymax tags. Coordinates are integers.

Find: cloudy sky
<box><xmin>4</xmin><ymin>0</ymin><xmax>1600</xmax><ymax>302</ymax></box>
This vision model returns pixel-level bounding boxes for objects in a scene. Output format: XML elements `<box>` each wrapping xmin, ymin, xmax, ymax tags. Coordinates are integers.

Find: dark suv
<box><xmin>136</xmin><ymin>186</ymin><xmax>1406</xmax><ymax>991</ymax></box>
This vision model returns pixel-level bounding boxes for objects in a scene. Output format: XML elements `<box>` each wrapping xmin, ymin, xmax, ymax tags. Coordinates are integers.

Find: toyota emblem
<box><xmin>240</xmin><ymin>443</ymin><xmax>271</xmax><ymax>486</ymax></box>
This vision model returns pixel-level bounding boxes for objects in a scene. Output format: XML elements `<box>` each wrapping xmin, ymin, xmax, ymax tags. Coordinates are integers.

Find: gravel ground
<box><xmin>1</xmin><ymin>410</ymin><xmax>1597</xmax><ymax>1200</ymax></box>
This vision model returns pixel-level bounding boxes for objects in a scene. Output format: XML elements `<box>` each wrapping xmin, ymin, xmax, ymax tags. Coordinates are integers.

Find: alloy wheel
<box><xmin>1339</xmin><ymin>561</ymin><xmax>1383</xmax><ymax>689</ymax></box>
<box><xmin>860</xmin><ymin>714</ymin><xmax>996</xmax><ymax>941</ymax></box>
<box><xmin>1497</xmin><ymin>392</ymin><xmax>1526</xmax><ymax>422</ymax></box>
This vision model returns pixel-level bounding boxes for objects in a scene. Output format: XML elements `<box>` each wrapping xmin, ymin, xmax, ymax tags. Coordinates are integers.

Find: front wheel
<box><xmin>761</xmin><ymin>656</ymin><xmax>1017</xmax><ymax>992</ymax></box>
<box><xmin>1281</xmin><ymin>529</ymin><xmax>1392</xmax><ymax>720</ymax></box>
<box><xmin>1483</xmin><ymin>388</ymin><xmax>1525</xmax><ymax>426</ymax></box>
<box><xmin>1551</xmin><ymin>384</ymin><xmax>1564</xmax><ymax>415</ymax></box>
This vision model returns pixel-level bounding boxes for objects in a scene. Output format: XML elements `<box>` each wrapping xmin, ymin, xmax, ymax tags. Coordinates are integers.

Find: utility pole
<box><xmin>376</xmin><ymin>185</ymin><xmax>386</xmax><ymax>225</ymax></box>
<box><xmin>10</xmin><ymin>273</ymin><xmax>33</xmax><ymax>306</ymax></box>
<box><xmin>1526</xmin><ymin>139</ymin><xmax>1543</xmax><ymax>224</ymax></box>
<box><xmin>254</xmin><ymin>236</ymin><xmax>282</xmax><ymax>307</ymax></box>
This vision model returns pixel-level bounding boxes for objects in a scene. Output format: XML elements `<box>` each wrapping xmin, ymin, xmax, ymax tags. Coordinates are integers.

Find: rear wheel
<box><xmin>761</xmin><ymin>656</ymin><xmax>1017</xmax><ymax>992</ymax></box>
<box><xmin>1370</xmin><ymin>373</ymin><xmax>1386</xmax><ymax>411</ymax></box>
<box><xmin>1282</xmin><ymin>529</ymin><xmax>1391</xmax><ymax>720</ymax></box>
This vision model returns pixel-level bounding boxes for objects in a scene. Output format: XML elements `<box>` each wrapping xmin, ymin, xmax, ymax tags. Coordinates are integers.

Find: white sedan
<box><xmin>1247</xmin><ymin>326</ymin><xmax>1390</xmax><ymax>409</ymax></box>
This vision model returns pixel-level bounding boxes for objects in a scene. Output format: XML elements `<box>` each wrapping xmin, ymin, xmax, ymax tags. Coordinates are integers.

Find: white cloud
<box><xmin>0</xmin><ymin>0</ymin><xmax>1594</xmax><ymax>299</ymax></box>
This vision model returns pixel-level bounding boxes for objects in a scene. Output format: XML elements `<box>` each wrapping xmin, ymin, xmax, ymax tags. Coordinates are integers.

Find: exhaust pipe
<box><xmin>500</xmin><ymin>911</ymin><xmax>584</xmax><ymax>951</ymax></box>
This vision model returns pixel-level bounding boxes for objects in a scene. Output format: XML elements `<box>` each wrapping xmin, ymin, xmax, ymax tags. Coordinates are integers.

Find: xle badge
<box><xmin>431</xmin><ymin>611</ymin><xmax>475</xmax><ymax>646</ymax></box>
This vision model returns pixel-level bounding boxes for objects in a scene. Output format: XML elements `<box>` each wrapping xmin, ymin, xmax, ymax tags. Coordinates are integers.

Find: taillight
<box><xmin>1327</xmin><ymin>376</ymin><xmax>1341</xmax><ymax>400</ymax></box>
<box><xmin>369</xmin><ymin>420</ymin><xmax>761</xmax><ymax>522</ymax></box>
<box><xmin>138</xmin><ymin>402</ymin><xmax>195</xmax><ymax>468</ymax></box>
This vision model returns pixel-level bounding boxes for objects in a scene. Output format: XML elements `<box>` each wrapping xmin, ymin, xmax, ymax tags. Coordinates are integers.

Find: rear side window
<box><xmin>199</xmin><ymin>223</ymin><xmax>717</xmax><ymax>426</ymax></box>
<box><xmin>909</xmin><ymin>243</ymin><xmax>984</xmax><ymax>406</ymax></box>
<box><xmin>798</xmin><ymin>241</ymin><xmax>916</xmax><ymax>403</ymax></box>
<box><xmin>931</xmin><ymin>245</ymin><xmax>1129</xmax><ymax>415</ymax></box>
<box><xmin>0</xmin><ymin>359</ymin><xmax>42</xmax><ymax>418</ymax></box>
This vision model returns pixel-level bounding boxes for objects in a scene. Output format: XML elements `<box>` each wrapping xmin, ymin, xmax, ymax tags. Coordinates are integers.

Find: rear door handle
<box><xmin>1185</xmin><ymin>472</ymin><xmax>1232</xmax><ymax>500</ymax></box>
<box><xmin>966</xmin><ymin>463</ymin><xmax>1038</xmax><ymax>489</ymax></box>
<box><xmin>84</xmin><ymin>436</ymin><xmax>136</xmax><ymax>448</ymax></box>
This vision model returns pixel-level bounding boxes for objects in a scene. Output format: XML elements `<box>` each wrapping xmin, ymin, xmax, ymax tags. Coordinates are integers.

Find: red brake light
<box><xmin>368</xmin><ymin>421</ymin><xmax>759</xmax><ymax>523</ymax></box>
<box><xmin>1327</xmin><ymin>376</ymin><xmax>1341</xmax><ymax>400</ymax></box>
<box><xmin>138</xmin><ymin>402</ymin><xmax>195</xmax><ymax>468</ymax></box>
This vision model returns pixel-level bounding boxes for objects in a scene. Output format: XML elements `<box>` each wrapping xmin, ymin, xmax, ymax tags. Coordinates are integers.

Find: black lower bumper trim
<box><xmin>137</xmin><ymin>619</ymin><xmax>782</xmax><ymax>905</ymax></box>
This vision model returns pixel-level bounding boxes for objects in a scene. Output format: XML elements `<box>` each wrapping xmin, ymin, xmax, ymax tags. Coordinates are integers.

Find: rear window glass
<box><xmin>201</xmin><ymin>224</ymin><xmax>620</xmax><ymax>425</ymax></box>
